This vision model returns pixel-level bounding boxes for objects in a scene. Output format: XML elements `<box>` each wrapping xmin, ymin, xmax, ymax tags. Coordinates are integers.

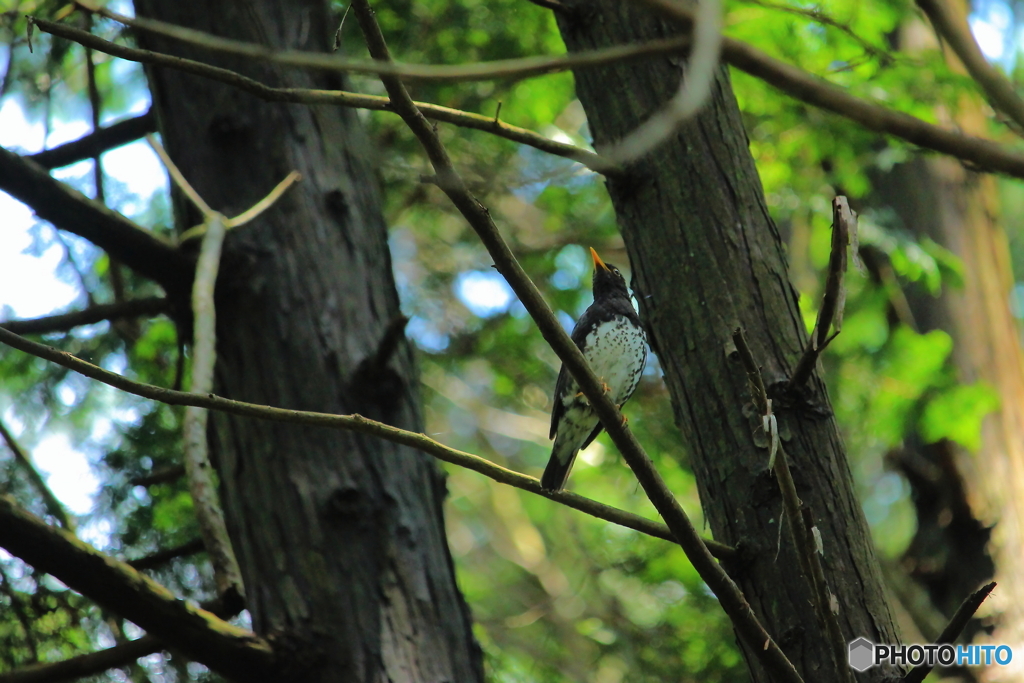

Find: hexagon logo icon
<box><xmin>848</xmin><ymin>637</ymin><xmax>875</xmax><ymax>672</ymax></box>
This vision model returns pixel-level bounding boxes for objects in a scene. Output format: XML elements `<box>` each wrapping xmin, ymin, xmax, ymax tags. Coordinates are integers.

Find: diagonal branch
<box><xmin>788</xmin><ymin>196</ymin><xmax>853</xmax><ymax>390</ymax></box>
<box><xmin>0</xmin><ymin>496</ymin><xmax>275</xmax><ymax>681</ymax></box>
<box><xmin>0</xmin><ymin>324</ymin><xmax>733</xmax><ymax>559</ymax></box>
<box><xmin>0</xmin><ymin>297</ymin><xmax>169</xmax><ymax>336</ymax></box>
<box><xmin>0</xmin><ymin>419</ymin><xmax>75</xmax><ymax>532</ymax></box>
<box><xmin>916</xmin><ymin>0</ymin><xmax>1024</xmax><ymax>134</ymax></box>
<box><xmin>902</xmin><ymin>581</ymin><xmax>997</xmax><ymax>683</ymax></box>
<box><xmin>126</xmin><ymin>538</ymin><xmax>205</xmax><ymax>571</ymax></box>
<box><xmin>0</xmin><ymin>147</ymin><xmax>193</xmax><ymax>296</ymax></box>
<box><xmin>348</xmin><ymin>2</ymin><xmax>800</xmax><ymax>682</ymax></box>
<box><xmin>32</xmin><ymin>18</ymin><xmax>606</xmax><ymax>171</ymax></box>
<box><xmin>27</xmin><ymin>110</ymin><xmax>156</xmax><ymax>170</ymax></box>
<box><xmin>0</xmin><ymin>636</ymin><xmax>162</xmax><ymax>683</ymax></box>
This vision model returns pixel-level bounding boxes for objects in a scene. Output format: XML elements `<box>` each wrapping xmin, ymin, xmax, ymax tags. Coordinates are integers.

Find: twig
<box><xmin>28</xmin><ymin>18</ymin><xmax>607</xmax><ymax>171</ymax></box>
<box><xmin>147</xmin><ymin>137</ymin><xmax>245</xmax><ymax>607</ymax></box>
<box><xmin>0</xmin><ymin>636</ymin><xmax>162</xmax><ymax>683</ymax></box>
<box><xmin>178</xmin><ymin>170</ymin><xmax>304</xmax><ymax>242</ymax></box>
<box><xmin>788</xmin><ymin>196</ymin><xmax>853</xmax><ymax>390</ymax></box>
<box><xmin>732</xmin><ymin>329</ymin><xmax>851</xmax><ymax>682</ymax></box>
<box><xmin>0</xmin><ymin>325</ymin><xmax>733</xmax><ymax>559</ymax></box>
<box><xmin>28</xmin><ymin>110</ymin><xmax>156</xmax><ymax>170</ymax></box>
<box><xmin>0</xmin><ymin>496</ymin><xmax>274</xmax><ymax>682</ymax></box>
<box><xmin>0</xmin><ymin>419</ymin><xmax>75</xmax><ymax>532</ymax></box>
<box><xmin>916</xmin><ymin>0</ymin><xmax>1024</xmax><ymax>135</ymax></box>
<box><xmin>902</xmin><ymin>582</ymin><xmax>997</xmax><ymax>683</ymax></box>
<box><xmin>0</xmin><ymin>146</ymin><xmax>194</xmax><ymax>296</ymax></box>
<box><xmin>146</xmin><ymin>135</ymin><xmax>213</xmax><ymax>217</ymax></box>
<box><xmin>349</xmin><ymin>2</ymin><xmax>799</xmax><ymax>682</ymax></box>
<box><xmin>129</xmin><ymin>464</ymin><xmax>185</xmax><ymax>488</ymax></box>
<box><xmin>0</xmin><ymin>298</ymin><xmax>169</xmax><ymax>335</ymax></box>
<box><xmin>127</xmin><ymin>538</ymin><xmax>204</xmax><ymax>570</ymax></box>
<box><xmin>601</xmin><ymin>0</ymin><xmax>722</xmax><ymax>162</ymax></box>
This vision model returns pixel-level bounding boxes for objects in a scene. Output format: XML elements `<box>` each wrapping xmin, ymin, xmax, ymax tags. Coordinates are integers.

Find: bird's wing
<box><xmin>549</xmin><ymin>310</ymin><xmax>600</xmax><ymax>440</ymax></box>
<box><xmin>549</xmin><ymin>364</ymin><xmax>569</xmax><ymax>440</ymax></box>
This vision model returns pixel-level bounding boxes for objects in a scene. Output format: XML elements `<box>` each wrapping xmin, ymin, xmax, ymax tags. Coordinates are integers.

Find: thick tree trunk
<box><xmin>556</xmin><ymin>3</ymin><xmax>900</xmax><ymax>680</ymax></box>
<box><xmin>132</xmin><ymin>1</ymin><xmax>483</xmax><ymax>681</ymax></box>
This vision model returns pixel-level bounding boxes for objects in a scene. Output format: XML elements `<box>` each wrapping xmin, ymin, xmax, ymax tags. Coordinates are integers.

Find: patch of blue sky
<box><xmin>455</xmin><ymin>269</ymin><xmax>514</xmax><ymax>317</ymax></box>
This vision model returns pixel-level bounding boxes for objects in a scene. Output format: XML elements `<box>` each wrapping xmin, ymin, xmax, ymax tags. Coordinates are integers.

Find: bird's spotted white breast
<box><xmin>562</xmin><ymin>317</ymin><xmax>647</xmax><ymax>409</ymax></box>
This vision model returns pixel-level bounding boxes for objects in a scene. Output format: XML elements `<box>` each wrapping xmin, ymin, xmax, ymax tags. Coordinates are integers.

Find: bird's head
<box><xmin>590</xmin><ymin>247</ymin><xmax>630</xmax><ymax>300</ymax></box>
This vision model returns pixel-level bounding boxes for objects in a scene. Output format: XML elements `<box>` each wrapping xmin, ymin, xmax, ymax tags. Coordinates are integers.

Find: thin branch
<box><xmin>145</xmin><ymin>135</ymin><xmax>213</xmax><ymax>217</ymax></box>
<box><xmin>129</xmin><ymin>464</ymin><xmax>185</xmax><ymax>488</ymax></box>
<box><xmin>0</xmin><ymin>324</ymin><xmax>733</xmax><ymax>559</ymax></box>
<box><xmin>36</xmin><ymin>16</ymin><xmax>1024</xmax><ymax>179</ymax></box>
<box><xmin>349</xmin><ymin>3</ymin><xmax>799</xmax><ymax>682</ymax></box>
<box><xmin>634</xmin><ymin>0</ymin><xmax>1024</xmax><ymax>178</ymax></box>
<box><xmin>524</xmin><ymin>0</ymin><xmax>566</xmax><ymax>10</ymax></box>
<box><xmin>601</xmin><ymin>0</ymin><xmax>723</xmax><ymax>162</ymax></box>
<box><xmin>0</xmin><ymin>298</ymin><xmax>169</xmax><ymax>336</ymax></box>
<box><xmin>29</xmin><ymin>18</ymin><xmax>608</xmax><ymax>171</ymax></box>
<box><xmin>0</xmin><ymin>146</ymin><xmax>193</xmax><ymax>296</ymax></box>
<box><xmin>147</xmin><ymin>138</ymin><xmax>245</xmax><ymax>607</ymax></box>
<box><xmin>902</xmin><ymin>582</ymin><xmax>997</xmax><ymax>683</ymax></box>
<box><xmin>0</xmin><ymin>419</ymin><xmax>75</xmax><ymax>532</ymax></box>
<box><xmin>28</xmin><ymin>110</ymin><xmax>156</xmax><ymax>170</ymax></box>
<box><xmin>0</xmin><ymin>636</ymin><xmax>162</xmax><ymax>683</ymax></box>
<box><xmin>64</xmin><ymin>4</ymin><xmax>690</xmax><ymax>83</ymax></box>
<box><xmin>788</xmin><ymin>196</ymin><xmax>852</xmax><ymax>390</ymax></box>
<box><xmin>733</xmin><ymin>329</ymin><xmax>851</xmax><ymax>681</ymax></box>
<box><xmin>916</xmin><ymin>0</ymin><xmax>1024</xmax><ymax>134</ymax></box>
<box><xmin>0</xmin><ymin>496</ymin><xmax>275</xmax><ymax>681</ymax></box>
<box><xmin>127</xmin><ymin>538</ymin><xmax>204</xmax><ymax>570</ymax></box>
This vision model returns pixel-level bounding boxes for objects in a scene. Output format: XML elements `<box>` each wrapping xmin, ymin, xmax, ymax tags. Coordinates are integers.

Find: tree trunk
<box><xmin>132</xmin><ymin>1</ymin><xmax>483</xmax><ymax>680</ymax></box>
<box><xmin>556</xmin><ymin>3</ymin><xmax>900</xmax><ymax>680</ymax></box>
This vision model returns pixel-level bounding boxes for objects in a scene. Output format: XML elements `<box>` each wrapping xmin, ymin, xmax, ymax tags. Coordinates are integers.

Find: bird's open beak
<box><xmin>590</xmin><ymin>247</ymin><xmax>611</xmax><ymax>272</ymax></box>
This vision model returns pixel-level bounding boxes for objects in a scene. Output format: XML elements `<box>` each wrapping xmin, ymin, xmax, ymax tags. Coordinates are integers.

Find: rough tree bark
<box><xmin>132</xmin><ymin>0</ymin><xmax>483</xmax><ymax>680</ymax></box>
<box><xmin>555</xmin><ymin>2</ymin><xmax>901</xmax><ymax>680</ymax></box>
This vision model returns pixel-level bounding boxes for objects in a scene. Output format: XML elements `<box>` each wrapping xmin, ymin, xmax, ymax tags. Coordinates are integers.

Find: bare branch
<box><xmin>37</xmin><ymin>15</ymin><xmax>1024</xmax><ymax>179</ymax></box>
<box><xmin>129</xmin><ymin>464</ymin><xmax>185</xmax><ymax>488</ymax></box>
<box><xmin>0</xmin><ymin>496</ymin><xmax>275</xmax><ymax>681</ymax></box>
<box><xmin>29</xmin><ymin>17</ymin><xmax>609</xmax><ymax>171</ymax></box>
<box><xmin>0</xmin><ymin>324</ymin><xmax>733</xmax><ymax>559</ymax></box>
<box><xmin>127</xmin><ymin>538</ymin><xmax>205</xmax><ymax>570</ymax></box>
<box><xmin>902</xmin><ymin>582</ymin><xmax>997</xmax><ymax>683</ymax></box>
<box><xmin>788</xmin><ymin>196</ymin><xmax>853</xmax><ymax>390</ymax></box>
<box><xmin>0</xmin><ymin>636</ymin><xmax>162</xmax><ymax>683</ymax></box>
<box><xmin>916</xmin><ymin>0</ymin><xmax>1024</xmax><ymax>134</ymax></box>
<box><xmin>348</xmin><ymin>2</ymin><xmax>799</xmax><ymax>681</ymax></box>
<box><xmin>0</xmin><ymin>146</ymin><xmax>193</xmax><ymax>295</ymax></box>
<box><xmin>601</xmin><ymin>0</ymin><xmax>722</xmax><ymax>162</ymax></box>
<box><xmin>0</xmin><ymin>419</ymin><xmax>75</xmax><ymax>532</ymax></box>
<box><xmin>27</xmin><ymin>110</ymin><xmax>156</xmax><ymax>170</ymax></box>
<box><xmin>0</xmin><ymin>298</ymin><xmax>169</xmax><ymax>336</ymax></box>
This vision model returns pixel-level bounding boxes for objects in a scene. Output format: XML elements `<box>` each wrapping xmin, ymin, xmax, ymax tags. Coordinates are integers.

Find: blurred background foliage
<box><xmin>0</xmin><ymin>0</ymin><xmax>1021</xmax><ymax>680</ymax></box>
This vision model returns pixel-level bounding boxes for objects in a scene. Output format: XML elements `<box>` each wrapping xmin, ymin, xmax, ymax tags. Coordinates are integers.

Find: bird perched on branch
<box><xmin>542</xmin><ymin>248</ymin><xmax>647</xmax><ymax>491</ymax></box>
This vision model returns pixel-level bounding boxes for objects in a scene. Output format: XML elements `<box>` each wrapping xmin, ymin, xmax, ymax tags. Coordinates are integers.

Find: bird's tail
<box><xmin>541</xmin><ymin>438</ymin><xmax>579</xmax><ymax>491</ymax></box>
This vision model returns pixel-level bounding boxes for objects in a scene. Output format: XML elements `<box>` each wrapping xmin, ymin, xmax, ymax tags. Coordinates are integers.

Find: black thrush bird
<box><xmin>542</xmin><ymin>248</ymin><xmax>647</xmax><ymax>491</ymax></box>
